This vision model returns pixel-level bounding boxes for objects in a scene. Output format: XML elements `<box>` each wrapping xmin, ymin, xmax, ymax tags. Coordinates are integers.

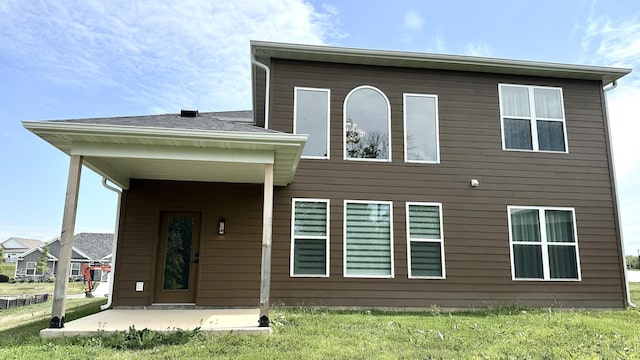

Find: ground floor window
<box><xmin>406</xmin><ymin>202</ymin><xmax>445</xmax><ymax>278</ymax></box>
<box><xmin>344</xmin><ymin>200</ymin><xmax>394</xmax><ymax>278</ymax></box>
<box><xmin>508</xmin><ymin>206</ymin><xmax>581</xmax><ymax>281</ymax></box>
<box><xmin>25</xmin><ymin>261</ymin><xmax>37</xmax><ymax>275</ymax></box>
<box><xmin>291</xmin><ymin>199</ymin><xmax>329</xmax><ymax>277</ymax></box>
<box><xmin>70</xmin><ymin>262</ymin><xmax>81</xmax><ymax>276</ymax></box>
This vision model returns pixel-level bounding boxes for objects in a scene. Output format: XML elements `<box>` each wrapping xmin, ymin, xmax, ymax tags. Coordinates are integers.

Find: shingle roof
<box><xmin>47</xmin><ymin>110</ymin><xmax>280</xmax><ymax>134</ymax></box>
<box><xmin>1</xmin><ymin>237</ymin><xmax>44</xmax><ymax>250</ymax></box>
<box><xmin>72</xmin><ymin>233</ymin><xmax>114</xmax><ymax>260</ymax></box>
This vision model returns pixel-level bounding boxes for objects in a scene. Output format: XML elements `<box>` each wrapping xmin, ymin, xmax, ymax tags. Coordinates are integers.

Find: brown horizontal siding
<box><xmin>113</xmin><ymin>180</ymin><xmax>263</xmax><ymax>307</ymax></box>
<box><xmin>266</xmin><ymin>59</ymin><xmax>625</xmax><ymax>309</ymax></box>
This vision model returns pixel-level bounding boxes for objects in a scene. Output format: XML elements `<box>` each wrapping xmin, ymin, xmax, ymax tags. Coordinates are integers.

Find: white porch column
<box><xmin>50</xmin><ymin>155</ymin><xmax>83</xmax><ymax>328</ymax></box>
<box><xmin>259</xmin><ymin>163</ymin><xmax>274</xmax><ymax>327</ymax></box>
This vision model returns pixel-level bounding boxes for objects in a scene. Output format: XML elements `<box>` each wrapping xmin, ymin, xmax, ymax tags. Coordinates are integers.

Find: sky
<box><xmin>0</xmin><ymin>0</ymin><xmax>639</xmax><ymax>254</ymax></box>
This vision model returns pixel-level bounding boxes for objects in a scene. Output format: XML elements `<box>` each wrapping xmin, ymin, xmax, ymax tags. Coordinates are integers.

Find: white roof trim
<box><xmin>251</xmin><ymin>41</ymin><xmax>631</xmax><ymax>85</ymax></box>
<box><xmin>17</xmin><ymin>246</ymin><xmax>59</xmax><ymax>261</ymax></box>
<box><xmin>23</xmin><ymin>120</ymin><xmax>307</xmax><ymax>188</ymax></box>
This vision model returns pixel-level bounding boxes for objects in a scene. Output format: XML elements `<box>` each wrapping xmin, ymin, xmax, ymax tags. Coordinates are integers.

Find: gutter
<box><xmin>251</xmin><ymin>58</ymin><xmax>271</xmax><ymax>129</ymax></box>
<box><xmin>100</xmin><ymin>177</ymin><xmax>122</xmax><ymax>311</ymax></box>
<box><xmin>603</xmin><ymin>81</ymin><xmax>636</xmax><ymax>308</ymax></box>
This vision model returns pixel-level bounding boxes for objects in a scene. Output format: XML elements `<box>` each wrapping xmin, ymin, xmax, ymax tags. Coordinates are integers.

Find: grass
<box><xmin>0</xmin><ymin>261</ymin><xmax>16</xmax><ymax>276</ymax></box>
<box><xmin>0</xmin><ymin>281</ymin><xmax>86</xmax><ymax>296</ymax></box>
<box><xmin>0</xmin><ymin>285</ymin><xmax>638</xmax><ymax>359</ymax></box>
<box><xmin>0</xmin><ymin>298</ymin><xmax>106</xmax><ymax>344</ymax></box>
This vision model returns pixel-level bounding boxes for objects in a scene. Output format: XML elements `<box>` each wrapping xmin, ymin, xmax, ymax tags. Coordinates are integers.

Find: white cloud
<box><xmin>403</xmin><ymin>10</ymin><xmax>424</xmax><ymax>32</ymax></box>
<box><xmin>583</xmin><ymin>16</ymin><xmax>640</xmax><ymax>68</ymax></box>
<box><xmin>425</xmin><ymin>31</ymin><xmax>447</xmax><ymax>53</ymax></box>
<box><xmin>581</xmin><ymin>15</ymin><xmax>640</xmax><ymax>254</ymax></box>
<box><xmin>465</xmin><ymin>41</ymin><xmax>494</xmax><ymax>57</ymax></box>
<box><xmin>0</xmin><ymin>1</ymin><xmax>341</xmax><ymax>113</ymax></box>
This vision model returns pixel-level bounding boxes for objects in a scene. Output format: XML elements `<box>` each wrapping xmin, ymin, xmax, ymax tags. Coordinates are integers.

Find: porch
<box><xmin>40</xmin><ymin>308</ymin><xmax>271</xmax><ymax>337</ymax></box>
<box><xmin>23</xmin><ymin>111</ymin><xmax>307</xmax><ymax>331</ymax></box>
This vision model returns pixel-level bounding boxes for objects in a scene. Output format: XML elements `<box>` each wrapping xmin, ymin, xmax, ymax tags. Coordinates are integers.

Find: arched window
<box><xmin>344</xmin><ymin>86</ymin><xmax>391</xmax><ymax>161</ymax></box>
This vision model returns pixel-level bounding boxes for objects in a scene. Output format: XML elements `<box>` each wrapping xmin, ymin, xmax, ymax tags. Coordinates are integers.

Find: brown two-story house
<box><xmin>25</xmin><ymin>41</ymin><xmax>633</xmax><ymax>326</ymax></box>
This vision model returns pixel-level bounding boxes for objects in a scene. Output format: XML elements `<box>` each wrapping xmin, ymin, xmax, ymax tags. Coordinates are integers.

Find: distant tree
<box><xmin>627</xmin><ymin>255</ymin><xmax>639</xmax><ymax>270</ymax></box>
<box><xmin>36</xmin><ymin>245</ymin><xmax>49</xmax><ymax>275</ymax></box>
<box><xmin>0</xmin><ymin>246</ymin><xmax>4</xmax><ymax>263</ymax></box>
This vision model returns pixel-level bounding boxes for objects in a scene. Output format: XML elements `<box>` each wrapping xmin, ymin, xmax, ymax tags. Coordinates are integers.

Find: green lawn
<box><xmin>0</xmin><ymin>281</ymin><xmax>86</xmax><ymax>296</ymax></box>
<box><xmin>0</xmin><ymin>285</ymin><xmax>638</xmax><ymax>359</ymax></box>
<box><xmin>0</xmin><ymin>261</ymin><xmax>16</xmax><ymax>276</ymax></box>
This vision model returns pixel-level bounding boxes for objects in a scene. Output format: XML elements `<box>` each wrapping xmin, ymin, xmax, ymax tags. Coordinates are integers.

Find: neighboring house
<box><xmin>1</xmin><ymin>237</ymin><xmax>44</xmax><ymax>263</ymax></box>
<box><xmin>24</xmin><ymin>41</ymin><xmax>632</xmax><ymax>325</ymax></box>
<box><xmin>15</xmin><ymin>233</ymin><xmax>113</xmax><ymax>278</ymax></box>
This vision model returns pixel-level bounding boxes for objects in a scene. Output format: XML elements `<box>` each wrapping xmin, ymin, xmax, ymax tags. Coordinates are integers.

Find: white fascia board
<box><xmin>22</xmin><ymin>121</ymin><xmax>308</xmax><ymax>146</ymax></box>
<box><xmin>16</xmin><ymin>246</ymin><xmax>41</xmax><ymax>259</ymax></box>
<box><xmin>251</xmin><ymin>41</ymin><xmax>631</xmax><ymax>84</ymax></box>
<box><xmin>72</xmin><ymin>247</ymin><xmax>92</xmax><ymax>260</ymax></box>
<box><xmin>81</xmin><ymin>158</ymin><xmax>130</xmax><ymax>190</ymax></box>
<box><xmin>71</xmin><ymin>142</ymin><xmax>275</xmax><ymax>164</ymax></box>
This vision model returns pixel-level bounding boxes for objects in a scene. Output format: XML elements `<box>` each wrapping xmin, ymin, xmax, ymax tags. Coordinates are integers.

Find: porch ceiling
<box><xmin>23</xmin><ymin>121</ymin><xmax>307</xmax><ymax>189</ymax></box>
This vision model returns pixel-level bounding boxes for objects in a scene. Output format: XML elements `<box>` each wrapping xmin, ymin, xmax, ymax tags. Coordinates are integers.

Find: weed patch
<box><xmin>65</xmin><ymin>325</ymin><xmax>203</xmax><ymax>350</ymax></box>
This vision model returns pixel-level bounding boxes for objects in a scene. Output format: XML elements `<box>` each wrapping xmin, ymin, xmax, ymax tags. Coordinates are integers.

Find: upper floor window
<box><xmin>499</xmin><ymin>84</ymin><xmax>568</xmax><ymax>152</ymax></box>
<box><xmin>508</xmin><ymin>206</ymin><xmax>581</xmax><ymax>281</ymax></box>
<box><xmin>294</xmin><ymin>87</ymin><xmax>330</xmax><ymax>159</ymax></box>
<box><xmin>404</xmin><ymin>94</ymin><xmax>439</xmax><ymax>163</ymax></box>
<box><xmin>344</xmin><ymin>86</ymin><xmax>391</xmax><ymax>161</ymax></box>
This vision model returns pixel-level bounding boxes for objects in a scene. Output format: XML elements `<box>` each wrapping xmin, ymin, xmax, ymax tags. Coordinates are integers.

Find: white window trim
<box><xmin>403</xmin><ymin>93</ymin><xmax>440</xmax><ymax>164</ymax></box>
<box><xmin>343</xmin><ymin>199</ymin><xmax>395</xmax><ymax>278</ymax></box>
<box><xmin>343</xmin><ymin>85</ymin><xmax>392</xmax><ymax>162</ymax></box>
<box><xmin>498</xmin><ymin>84</ymin><xmax>569</xmax><ymax>153</ymax></box>
<box><xmin>406</xmin><ymin>202</ymin><xmax>446</xmax><ymax>279</ymax></box>
<box><xmin>290</xmin><ymin>198</ymin><xmax>330</xmax><ymax>277</ymax></box>
<box><xmin>70</xmin><ymin>262</ymin><xmax>82</xmax><ymax>276</ymax></box>
<box><xmin>507</xmin><ymin>205</ymin><xmax>582</xmax><ymax>281</ymax></box>
<box><xmin>294</xmin><ymin>87</ymin><xmax>331</xmax><ymax>160</ymax></box>
<box><xmin>26</xmin><ymin>261</ymin><xmax>37</xmax><ymax>275</ymax></box>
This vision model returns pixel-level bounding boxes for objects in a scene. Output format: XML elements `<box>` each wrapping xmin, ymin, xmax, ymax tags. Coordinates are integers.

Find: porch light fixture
<box><xmin>218</xmin><ymin>218</ymin><xmax>226</xmax><ymax>235</ymax></box>
<box><xmin>470</xmin><ymin>179</ymin><xmax>480</xmax><ymax>187</ymax></box>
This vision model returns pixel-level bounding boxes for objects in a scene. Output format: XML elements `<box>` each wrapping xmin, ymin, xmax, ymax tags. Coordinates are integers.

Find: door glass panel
<box><xmin>163</xmin><ymin>216</ymin><xmax>194</xmax><ymax>290</ymax></box>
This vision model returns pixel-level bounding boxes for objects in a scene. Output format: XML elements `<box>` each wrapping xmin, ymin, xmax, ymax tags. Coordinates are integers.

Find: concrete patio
<box><xmin>40</xmin><ymin>308</ymin><xmax>271</xmax><ymax>338</ymax></box>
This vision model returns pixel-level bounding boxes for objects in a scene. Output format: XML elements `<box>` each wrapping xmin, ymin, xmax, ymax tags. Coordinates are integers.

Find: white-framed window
<box><xmin>70</xmin><ymin>262</ymin><xmax>81</xmax><ymax>276</ymax></box>
<box><xmin>404</xmin><ymin>94</ymin><xmax>440</xmax><ymax>163</ymax></box>
<box><xmin>508</xmin><ymin>206</ymin><xmax>581</xmax><ymax>281</ymax></box>
<box><xmin>344</xmin><ymin>200</ymin><xmax>394</xmax><ymax>278</ymax></box>
<box><xmin>344</xmin><ymin>86</ymin><xmax>391</xmax><ymax>161</ymax></box>
<box><xmin>26</xmin><ymin>261</ymin><xmax>37</xmax><ymax>275</ymax></box>
<box><xmin>499</xmin><ymin>84</ymin><xmax>568</xmax><ymax>152</ymax></box>
<box><xmin>290</xmin><ymin>199</ymin><xmax>330</xmax><ymax>277</ymax></box>
<box><xmin>406</xmin><ymin>202</ymin><xmax>445</xmax><ymax>279</ymax></box>
<box><xmin>294</xmin><ymin>87</ymin><xmax>330</xmax><ymax>159</ymax></box>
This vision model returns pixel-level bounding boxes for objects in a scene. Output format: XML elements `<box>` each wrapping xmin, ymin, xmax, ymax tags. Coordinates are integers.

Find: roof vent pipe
<box><xmin>180</xmin><ymin>109</ymin><xmax>199</xmax><ymax>118</ymax></box>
